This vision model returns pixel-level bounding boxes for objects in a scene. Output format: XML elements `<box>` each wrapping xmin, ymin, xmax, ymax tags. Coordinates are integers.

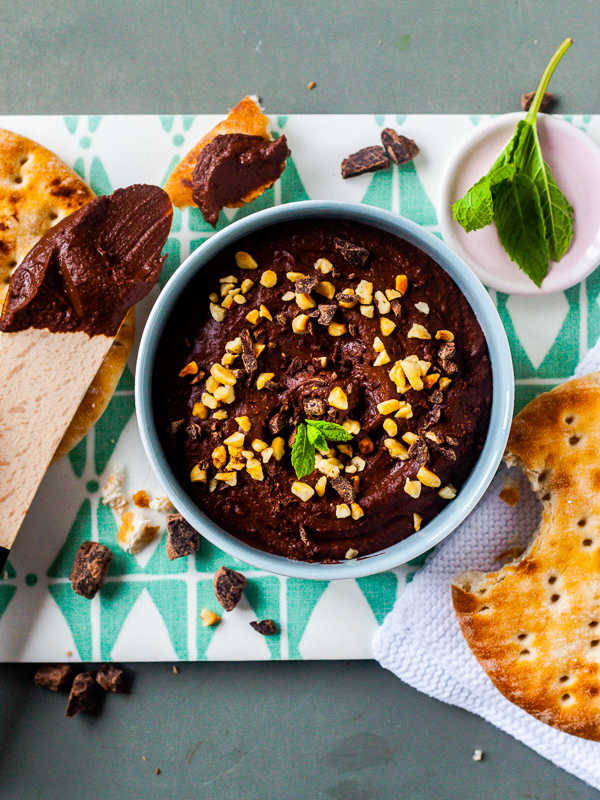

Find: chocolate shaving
<box><xmin>408</xmin><ymin>437</ymin><xmax>429</xmax><ymax>466</ymax></box>
<box><xmin>437</xmin><ymin>445</ymin><xmax>457</xmax><ymax>462</ymax></box>
<box><xmin>333</xmin><ymin>238</ymin><xmax>370</xmax><ymax>268</ymax></box>
<box><xmin>330</xmin><ymin>475</ymin><xmax>356</xmax><ymax>503</ymax></box>
<box><xmin>521</xmin><ymin>91</ymin><xmax>554</xmax><ymax>112</ymax></box>
<box><xmin>65</xmin><ymin>672</ymin><xmax>99</xmax><ymax>717</ymax></box>
<box><xmin>295</xmin><ymin>274</ymin><xmax>318</xmax><ymax>294</ymax></box>
<box><xmin>240</xmin><ymin>328</ymin><xmax>258</xmax><ymax>375</ymax></box>
<box><xmin>186</xmin><ymin>421</ymin><xmax>202</xmax><ymax>440</ymax></box>
<box><xmin>69</xmin><ymin>541</ymin><xmax>113</xmax><ymax>599</ymax></box>
<box><xmin>249</xmin><ymin>619</ymin><xmax>278</xmax><ymax>636</ymax></box>
<box><xmin>341</xmin><ymin>146</ymin><xmax>390</xmax><ymax>179</ymax></box>
<box><xmin>316</xmin><ymin>304</ymin><xmax>337</xmax><ymax>325</ymax></box>
<box><xmin>428</xmin><ymin>390</ymin><xmax>443</xmax><ymax>405</ymax></box>
<box><xmin>166</xmin><ymin>514</ymin><xmax>201</xmax><ymax>560</ymax></box>
<box><xmin>95</xmin><ymin>663</ymin><xmax>128</xmax><ymax>693</ymax></box>
<box><xmin>390</xmin><ymin>300</ymin><xmax>402</xmax><ymax>318</ymax></box>
<box><xmin>380</xmin><ymin>128</ymin><xmax>420</xmax><ymax>165</ymax></box>
<box><xmin>268</xmin><ymin>407</ymin><xmax>291</xmax><ymax>435</ymax></box>
<box><xmin>213</xmin><ymin>566</ymin><xmax>247</xmax><ymax>611</ymax></box>
<box><xmin>437</xmin><ymin>342</ymin><xmax>459</xmax><ymax>375</ymax></box>
<box><xmin>421</xmin><ymin>405</ymin><xmax>442</xmax><ymax>430</ymax></box>
<box><xmin>34</xmin><ymin>664</ymin><xmax>73</xmax><ymax>693</ymax></box>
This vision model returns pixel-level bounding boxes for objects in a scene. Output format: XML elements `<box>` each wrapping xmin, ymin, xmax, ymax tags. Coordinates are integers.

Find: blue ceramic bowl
<box><xmin>136</xmin><ymin>201</ymin><xmax>514</xmax><ymax>579</ymax></box>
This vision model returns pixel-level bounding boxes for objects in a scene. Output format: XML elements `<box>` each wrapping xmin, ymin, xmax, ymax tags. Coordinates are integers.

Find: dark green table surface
<box><xmin>2</xmin><ymin>1</ymin><xmax>599</xmax><ymax>798</ymax></box>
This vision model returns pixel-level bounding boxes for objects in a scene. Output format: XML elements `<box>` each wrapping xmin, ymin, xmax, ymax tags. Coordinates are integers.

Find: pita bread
<box><xmin>164</xmin><ymin>95</ymin><xmax>271</xmax><ymax>209</ymax></box>
<box><xmin>0</xmin><ymin>128</ymin><xmax>134</xmax><ymax>460</ymax></box>
<box><xmin>452</xmin><ymin>372</ymin><xmax>600</xmax><ymax>740</ymax></box>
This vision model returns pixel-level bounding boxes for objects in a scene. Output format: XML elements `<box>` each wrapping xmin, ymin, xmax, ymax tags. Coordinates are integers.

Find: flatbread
<box><xmin>164</xmin><ymin>95</ymin><xmax>271</xmax><ymax>209</ymax></box>
<box><xmin>0</xmin><ymin>128</ymin><xmax>134</xmax><ymax>460</ymax></box>
<box><xmin>452</xmin><ymin>372</ymin><xmax>600</xmax><ymax>740</ymax></box>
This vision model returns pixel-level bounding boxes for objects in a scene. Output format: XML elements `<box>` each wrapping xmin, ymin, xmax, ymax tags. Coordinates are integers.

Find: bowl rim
<box><xmin>136</xmin><ymin>200</ymin><xmax>514</xmax><ymax>579</ymax></box>
<box><xmin>438</xmin><ymin>112</ymin><xmax>600</xmax><ymax>296</ymax></box>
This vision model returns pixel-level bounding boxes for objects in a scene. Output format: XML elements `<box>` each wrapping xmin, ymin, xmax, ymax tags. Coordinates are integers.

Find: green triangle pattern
<box><xmin>159</xmin><ymin>115</ymin><xmax>174</xmax><ymax>133</ymax></box>
<box><xmin>97</xmin><ymin>501</ymin><xmax>142</xmax><ymax>575</ymax></box>
<box><xmin>286</xmin><ymin>580</ymin><xmax>329</xmax><ymax>659</ymax></box>
<box><xmin>144</xmin><ymin>531</ymin><xmax>187</xmax><ymax>574</ymax></box>
<box><xmin>182</xmin><ymin>115</ymin><xmax>195</xmax><ymax>131</ymax></box>
<box><xmin>93</xmin><ymin>392</ymin><xmax>135</xmax><ymax>475</ymax></box>
<box><xmin>116</xmin><ymin>364</ymin><xmax>134</xmax><ymax>391</ymax></box>
<box><xmin>0</xmin><ymin>586</ymin><xmax>16</xmax><ymax>620</ymax></box>
<box><xmin>89</xmin><ymin>156</ymin><xmax>112</xmax><ymax>196</ymax></box>
<box><xmin>68</xmin><ymin>436</ymin><xmax>87</xmax><ymax>477</ymax></box>
<box><xmin>245</xmin><ymin>576</ymin><xmax>281</xmax><ymax>659</ymax></box>
<box><xmin>194</xmin><ymin>536</ymin><xmax>257</xmax><ymax>572</ymax></box>
<box><xmin>64</xmin><ymin>116</ymin><xmax>79</xmax><ymax>135</ymax></box>
<box><xmin>2</xmin><ymin>561</ymin><xmax>16</xmax><ymax>579</ymax></box>
<box><xmin>88</xmin><ymin>115</ymin><xmax>102</xmax><ymax>133</ymax></box>
<box><xmin>356</xmin><ymin>573</ymin><xmax>398</xmax><ymax>625</ymax></box>
<box><xmin>398</xmin><ymin>162</ymin><xmax>437</xmax><ymax>225</ymax></box>
<box><xmin>47</xmin><ymin>499</ymin><xmax>92</xmax><ymax>578</ymax></box>
<box><xmin>362</xmin><ymin>168</ymin><xmax>393</xmax><ymax>209</ymax></box>
<box><xmin>48</xmin><ymin>584</ymin><xmax>91</xmax><ymax>660</ymax></box>
<box><xmin>197</xmin><ymin>579</ymin><xmax>221</xmax><ymax>658</ymax></box>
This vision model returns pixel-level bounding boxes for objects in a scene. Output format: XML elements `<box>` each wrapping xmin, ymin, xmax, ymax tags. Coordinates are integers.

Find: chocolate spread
<box><xmin>0</xmin><ymin>185</ymin><xmax>172</xmax><ymax>336</ymax></box>
<box><xmin>155</xmin><ymin>220</ymin><xmax>492</xmax><ymax>562</ymax></box>
<box><xmin>192</xmin><ymin>134</ymin><xmax>290</xmax><ymax>227</ymax></box>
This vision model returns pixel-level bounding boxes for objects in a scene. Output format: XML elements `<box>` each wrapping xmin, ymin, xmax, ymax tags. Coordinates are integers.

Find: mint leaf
<box><xmin>306</xmin><ymin>425</ymin><xmax>329</xmax><ymax>453</ymax></box>
<box><xmin>492</xmin><ymin>173</ymin><xmax>550</xmax><ymax>287</ymax></box>
<box><xmin>291</xmin><ymin>423</ymin><xmax>314</xmax><ymax>479</ymax></box>
<box><xmin>512</xmin><ymin>121</ymin><xmax>574</xmax><ymax>261</ymax></box>
<box><xmin>452</xmin><ymin>163</ymin><xmax>516</xmax><ymax>232</ymax></box>
<box><xmin>306</xmin><ymin>420</ymin><xmax>353</xmax><ymax>442</ymax></box>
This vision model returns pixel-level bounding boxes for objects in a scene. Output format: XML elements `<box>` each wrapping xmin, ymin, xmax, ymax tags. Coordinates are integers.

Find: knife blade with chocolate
<box><xmin>0</xmin><ymin>184</ymin><xmax>172</xmax><ymax>568</ymax></box>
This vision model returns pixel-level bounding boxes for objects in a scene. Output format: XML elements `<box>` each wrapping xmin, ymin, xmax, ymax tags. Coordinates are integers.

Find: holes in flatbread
<box><xmin>550</xmin><ymin>593</ymin><xmax>560</xmax><ymax>603</ymax></box>
<box><xmin>48</xmin><ymin>210</ymin><xmax>58</xmax><ymax>221</ymax></box>
<box><xmin>582</xmin><ymin>538</ymin><xmax>593</xmax><ymax>547</ymax></box>
<box><xmin>561</xmin><ymin>693</ymin><xmax>572</xmax><ymax>703</ymax></box>
<box><xmin>591</xmin><ymin>640</ymin><xmax>600</xmax><ymax>648</ymax></box>
<box><xmin>559</xmin><ymin>675</ymin><xmax>570</xmax><ymax>683</ymax></box>
<box><xmin>577</xmin><ymin>518</ymin><xmax>587</xmax><ymax>527</ymax></box>
<box><xmin>590</xmin><ymin>620</ymin><xmax>599</xmax><ymax>628</ymax></box>
<box><xmin>538</xmin><ymin>470</ymin><xmax>548</xmax><ymax>484</ymax></box>
<box><xmin>568</xmin><ymin>434</ymin><xmax>581</xmax><ymax>446</ymax></box>
<box><xmin>477</xmin><ymin>605</ymin><xmax>490</xmax><ymax>614</ymax></box>
<box><xmin>541</xmin><ymin>492</ymin><xmax>551</xmax><ymax>502</ymax></box>
<box><xmin>517</xmin><ymin>632</ymin><xmax>528</xmax><ymax>640</ymax></box>
<box><xmin>478</xmin><ymin>588</ymin><xmax>487</xmax><ymax>595</ymax></box>
<box><xmin>565</xmin><ymin>414</ymin><xmax>575</xmax><ymax>425</ymax></box>
<box><xmin>13</xmin><ymin>175</ymin><xmax>22</xmax><ymax>185</ymax></box>
<box><xmin>519</xmin><ymin>648</ymin><xmax>530</xmax><ymax>656</ymax></box>
<box><xmin>548</xmin><ymin>575</ymin><xmax>557</xmax><ymax>585</ymax></box>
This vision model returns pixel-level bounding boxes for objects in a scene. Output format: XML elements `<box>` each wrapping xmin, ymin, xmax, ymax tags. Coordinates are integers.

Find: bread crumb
<box><xmin>149</xmin><ymin>495</ymin><xmax>175</xmax><ymax>513</ymax></box>
<box><xmin>472</xmin><ymin>749</ymin><xmax>484</xmax><ymax>762</ymax></box>
<box><xmin>306</xmin><ymin>81</ymin><xmax>316</xmax><ymax>90</ymax></box>
<box><xmin>154</xmin><ymin>767</ymin><xmax>161</xmax><ymax>776</ymax></box>
<box><xmin>172</xmin><ymin>665</ymin><xmax>179</xmax><ymax>675</ymax></box>
<box><xmin>499</xmin><ymin>479</ymin><xmax>519</xmax><ymax>507</ymax></box>
<box><xmin>102</xmin><ymin>465</ymin><xmax>127</xmax><ymax>512</ymax></box>
<box><xmin>117</xmin><ymin>510</ymin><xmax>160</xmax><ymax>554</ymax></box>
<box><xmin>132</xmin><ymin>489</ymin><xmax>150</xmax><ymax>508</ymax></box>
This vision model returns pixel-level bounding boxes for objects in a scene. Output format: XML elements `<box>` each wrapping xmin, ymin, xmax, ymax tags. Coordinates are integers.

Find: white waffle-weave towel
<box><xmin>374</xmin><ymin>343</ymin><xmax>600</xmax><ymax>790</ymax></box>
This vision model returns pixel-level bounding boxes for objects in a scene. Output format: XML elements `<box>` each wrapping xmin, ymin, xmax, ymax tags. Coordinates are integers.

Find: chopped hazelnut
<box><xmin>271</xmin><ymin>437</ymin><xmax>285</xmax><ymax>461</ymax></box>
<box><xmin>205</xmin><ymin>375</ymin><xmax>219</xmax><ymax>393</ymax></box>
<box><xmin>292</xmin><ymin>481</ymin><xmax>315</xmax><ymax>502</ymax></box>
<box><xmin>316</xmin><ymin>281</ymin><xmax>336</xmax><ymax>300</ymax></box>
<box><xmin>385</xmin><ymin>288</ymin><xmax>402</xmax><ymax>300</ymax></box>
<box><xmin>292</xmin><ymin>313</ymin><xmax>310</xmax><ymax>334</ymax></box>
<box><xmin>373</xmin><ymin>350</ymin><xmax>391</xmax><ymax>366</ymax></box>
<box><xmin>315</xmin><ymin>475</ymin><xmax>327</xmax><ymax>497</ymax></box>
<box><xmin>383</xmin><ymin>418</ymin><xmax>398</xmax><ymax>437</ymax></box>
<box><xmin>209</xmin><ymin>292</ymin><xmax>219</xmax><ymax>303</ymax></box>
<box><xmin>226</xmin><ymin>337</ymin><xmax>242</xmax><ymax>354</ymax></box>
<box><xmin>295</xmin><ymin>293</ymin><xmax>316</xmax><ymax>310</ymax></box>
<box><xmin>221</xmin><ymin>294</ymin><xmax>235</xmax><ymax>310</ymax></box>
<box><xmin>214</xmin><ymin>384</ymin><xmax>235</xmax><ymax>404</ymax></box>
<box><xmin>221</xmin><ymin>353</ymin><xmax>236</xmax><ymax>366</ymax></box>
<box><xmin>439</xmin><ymin>377</ymin><xmax>452</xmax><ymax>390</ymax></box>
<box><xmin>351</xmin><ymin>503</ymin><xmax>364</xmax><ymax>520</ymax></box>
<box><xmin>400</xmin><ymin>358</ymin><xmax>424</xmax><ymax>391</ymax></box>
<box><xmin>213</xmin><ymin>409</ymin><xmax>228</xmax><ymax>420</ymax></box>
<box><xmin>342</xmin><ymin>419</ymin><xmax>361</xmax><ymax>435</ymax></box>
<box><xmin>215</xmin><ymin>471</ymin><xmax>237</xmax><ymax>486</ymax></box>
<box><xmin>240</xmin><ymin>278</ymin><xmax>255</xmax><ymax>293</ymax></box>
<box><xmin>373</xmin><ymin>336</ymin><xmax>385</xmax><ymax>353</ymax></box>
<box><xmin>402</xmin><ymin>431</ymin><xmax>419</xmax><ymax>445</ymax></box>
<box><xmin>358</xmin><ymin>436</ymin><xmax>374</xmax><ymax>455</ymax></box>
<box><xmin>351</xmin><ymin>455</ymin><xmax>366</xmax><ymax>472</ymax></box>
<box><xmin>201</xmin><ymin>392</ymin><xmax>218</xmax><ymax>410</ymax></box>
<box><xmin>439</xmin><ymin>485</ymin><xmax>457</xmax><ymax>500</ymax></box>
<box><xmin>414</xmin><ymin>301</ymin><xmax>430</xmax><ymax>314</ymax></box>
<box><xmin>192</xmin><ymin>402</ymin><xmax>208</xmax><ymax>419</ymax></box>
<box><xmin>200</xmin><ymin>608</ymin><xmax>221</xmax><ymax>627</ymax></box>
<box><xmin>261</xmin><ymin>447</ymin><xmax>274</xmax><ymax>464</ymax></box>
<box><xmin>394</xmin><ymin>401</ymin><xmax>413</xmax><ymax>419</ymax></box>
<box><xmin>315</xmin><ymin>258</ymin><xmax>334</xmax><ymax>274</ymax></box>
<box><xmin>389</xmin><ymin>361</ymin><xmax>408</xmax><ymax>392</ymax></box>
<box><xmin>220</xmin><ymin>274</ymin><xmax>238</xmax><ymax>284</ymax></box>
<box><xmin>355</xmin><ymin>279</ymin><xmax>374</xmax><ymax>305</ymax></box>
<box><xmin>179</xmin><ymin>360</ymin><xmax>199</xmax><ymax>378</ymax></box>
<box><xmin>210</xmin><ymin>363</ymin><xmax>236</xmax><ymax>386</ymax></box>
<box><xmin>236</xmin><ymin>415</ymin><xmax>252</xmax><ymax>432</ymax></box>
<box><xmin>328</xmin><ymin>386</ymin><xmax>349</xmax><ymax>410</ymax></box>
<box><xmin>417</xmin><ymin>466</ymin><xmax>441</xmax><ymax>488</ymax></box>
<box><xmin>404</xmin><ymin>478</ymin><xmax>422</xmax><ymax>498</ymax></box>
<box><xmin>413</xmin><ymin>513</ymin><xmax>422</xmax><ymax>531</ymax></box>
<box><xmin>338</xmin><ymin>290</ymin><xmax>358</xmax><ymax>309</ymax></box>
<box><xmin>235</xmin><ymin>251</ymin><xmax>258</xmax><ymax>270</ymax></box>
<box><xmin>407</xmin><ymin>323</ymin><xmax>431</xmax><ymax>340</ymax></box>
<box><xmin>380</xmin><ymin>317</ymin><xmax>396</xmax><ymax>337</ymax></box>
<box><xmin>375</xmin><ymin>290</ymin><xmax>391</xmax><ymax>315</ymax></box>
<box><xmin>337</xmin><ymin>443</ymin><xmax>353</xmax><ymax>457</ymax></box>
<box><xmin>394</xmin><ymin>274</ymin><xmax>408</xmax><ymax>294</ymax></box>
<box><xmin>254</xmin><ymin>343</ymin><xmax>266</xmax><ymax>357</ymax></box>
<box><xmin>190</xmin><ymin>465</ymin><xmax>207</xmax><ymax>483</ymax></box>
<box><xmin>246</xmin><ymin>308</ymin><xmax>260</xmax><ymax>325</ymax></box>
<box><xmin>212</xmin><ymin>445</ymin><xmax>227</xmax><ymax>469</ymax></box>
<box><xmin>424</xmin><ymin>431</ymin><xmax>441</xmax><ymax>444</ymax></box>
<box><xmin>260</xmin><ymin>269</ymin><xmax>278</xmax><ymax>288</ymax></box>
<box><xmin>256</xmin><ymin>372</ymin><xmax>275</xmax><ymax>390</ymax></box>
<box><xmin>384</xmin><ymin>438</ymin><xmax>409</xmax><ymax>459</ymax></box>
<box><xmin>259</xmin><ymin>304</ymin><xmax>273</xmax><ymax>320</ymax></box>
<box><xmin>287</xmin><ymin>270</ymin><xmax>306</xmax><ymax>282</ymax></box>
<box><xmin>335</xmin><ymin>503</ymin><xmax>351</xmax><ymax>519</ymax></box>
<box><xmin>246</xmin><ymin>459</ymin><xmax>265</xmax><ymax>481</ymax></box>
<box><xmin>224</xmin><ymin>431</ymin><xmax>245</xmax><ymax>448</ymax></box>
<box><xmin>328</xmin><ymin>322</ymin><xmax>347</xmax><ymax>337</ymax></box>
<box><xmin>360</xmin><ymin>305</ymin><xmax>375</xmax><ymax>318</ymax></box>
<box><xmin>252</xmin><ymin>438</ymin><xmax>268</xmax><ymax>452</ymax></box>
<box><xmin>233</xmin><ymin>293</ymin><xmax>247</xmax><ymax>305</ymax></box>
<box><xmin>210</xmin><ymin>303</ymin><xmax>226</xmax><ymax>322</ymax></box>
<box><xmin>424</xmin><ymin>373</ymin><xmax>440</xmax><ymax>389</ymax></box>
<box><xmin>435</xmin><ymin>329</ymin><xmax>455</xmax><ymax>342</ymax></box>
<box><xmin>377</xmin><ymin>398</ymin><xmax>401</xmax><ymax>415</ymax></box>
<box><xmin>345</xmin><ymin>547</ymin><xmax>359</xmax><ymax>559</ymax></box>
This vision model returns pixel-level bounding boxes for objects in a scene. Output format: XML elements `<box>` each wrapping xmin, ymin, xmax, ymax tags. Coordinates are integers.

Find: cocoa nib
<box><xmin>303</xmin><ymin>397</ymin><xmax>325</xmax><ymax>418</ymax></box>
<box><xmin>330</xmin><ymin>475</ymin><xmax>356</xmax><ymax>503</ymax></box>
<box><xmin>408</xmin><ymin>437</ymin><xmax>429</xmax><ymax>466</ymax></box>
<box><xmin>240</xmin><ymin>328</ymin><xmax>258</xmax><ymax>375</ymax></box>
<box><xmin>295</xmin><ymin>274</ymin><xmax>318</xmax><ymax>295</ymax></box>
<box><xmin>166</xmin><ymin>514</ymin><xmax>201</xmax><ymax>560</ymax></box>
<box><xmin>333</xmin><ymin>238</ymin><xmax>370</xmax><ymax>268</ymax></box>
<box><xmin>521</xmin><ymin>91</ymin><xmax>554</xmax><ymax>112</ymax></box>
<box><xmin>250</xmin><ymin>619</ymin><xmax>278</xmax><ymax>636</ymax></box>
<box><xmin>95</xmin><ymin>663</ymin><xmax>128</xmax><ymax>693</ymax></box>
<box><xmin>341</xmin><ymin>146</ymin><xmax>390</xmax><ymax>179</ymax></box>
<box><xmin>70</xmin><ymin>541</ymin><xmax>113</xmax><ymax>599</ymax></box>
<box><xmin>428</xmin><ymin>390</ymin><xmax>443</xmax><ymax>405</ymax></box>
<box><xmin>192</xmin><ymin>134</ymin><xmax>290</xmax><ymax>227</ymax></box>
<box><xmin>213</xmin><ymin>566</ymin><xmax>247</xmax><ymax>611</ymax></box>
<box><xmin>34</xmin><ymin>664</ymin><xmax>73</xmax><ymax>693</ymax></box>
<box><xmin>316</xmin><ymin>304</ymin><xmax>337</xmax><ymax>325</ymax></box>
<box><xmin>437</xmin><ymin>342</ymin><xmax>459</xmax><ymax>375</ymax></box>
<box><xmin>65</xmin><ymin>672</ymin><xmax>99</xmax><ymax>717</ymax></box>
<box><xmin>380</xmin><ymin>128</ymin><xmax>420</xmax><ymax>165</ymax></box>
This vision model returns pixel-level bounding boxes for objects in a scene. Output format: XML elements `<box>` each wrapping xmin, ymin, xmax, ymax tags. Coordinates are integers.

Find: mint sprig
<box><xmin>452</xmin><ymin>37</ymin><xmax>574</xmax><ymax>287</ymax></box>
<box><xmin>291</xmin><ymin>420</ymin><xmax>354</xmax><ymax>480</ymax></box>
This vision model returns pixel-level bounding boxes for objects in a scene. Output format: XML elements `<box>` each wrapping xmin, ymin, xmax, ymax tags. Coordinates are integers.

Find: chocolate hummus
<box><xmin>0</xmin><ymin>185</ymin><xmax>172</xmax><ymax>336</ymax></box>
<box><xmin>192</xmin><ymin>134</ymin><xmax>290</xmax><ymax>227</ymax></box>
<box><xmin>155</xmin><ymin>220</ymin><xmax>492</xmax><ymax>562</ymax></box>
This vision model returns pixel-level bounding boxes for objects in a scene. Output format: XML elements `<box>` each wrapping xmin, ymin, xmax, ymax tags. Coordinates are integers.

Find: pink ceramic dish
<box><xmin>439</xmin><ymin>113</ymin><xmax>600</xmax><ymax>295</ymax></box>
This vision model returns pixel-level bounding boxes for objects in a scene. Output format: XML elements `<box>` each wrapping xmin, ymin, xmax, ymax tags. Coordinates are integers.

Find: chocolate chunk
<box><xmin>437</xmin><ymin>445</ymin><xmax>457</xmax><ymax>462</ymax></box>
<box><xmin>330</xmin><ymin>475</ymin><xmax>356</xmax><ymax>503</ymax></box>
<box><xmin>249</xmin><ymin>619</ymin><xmax>278</xmax><ymax>635</ymax></box>
<box><xmin>70</xmin><ymin>541</ymin><xmax>113</xmax><ymax>599</ymax></box>
<box><xmin>428</xmin><ymin>390</ymin><xmax>443</xmax><ymax>405</ymax></box>
<box><xmin>421</xmin><ymin>405</ymin><xmax>442</xmax><ymax>430</ymax></box>
<box><xmin>408</xmin><ymin>437</ymin><xmax>429</xmax><ymax>466</ymax></box>
<box><xmin>186</xmin><ymin>421</ymin><xmax>202</xmax><ymax>440</ymax></box>
<box><xmin>380</xmin><ymin>128</ymin><xmax>420</xmax><ymax>165</ymax></box>
<box><xmin>1</xmin><ymin>185</ymin><xmax>172</xmax><ymax>336</ymax></box>
<box><xmin>166</xmin><ymin>514</ymin><xmax>200</xmax><ymax>560</ymax></box>
<box><xmin>192</xmin><ymin>134</ymin><xmax>290</xmax><ymax>227</ymax></box>
<box><xmin>336</xmin><ymin>290</ymin><xmax>358</xmax><ymax>308</ymax></box>
<box><xmin>303</xmin><ymin>397</ymin><xmax>325</xmax><ymax>418</ymax></box>
<box><xmin>213</xmin><ymin>566</ymin><xmax>247</xmax><ymax>611</ymax></box>
<box><xmin>295</xmin><ymin>274</ymin><xmax>318</xmax><ymax>295</ymax></box>
<box><xmin>521</xmin><ymin>91</ymin><xmax>554</xmax><ymax>112</ymax></box>
<box><xmin>34</xmin><ymin>664</ymin><xmax>73</xmax><ymax>693</ymax></box>
<box><xmin>65</xmin><ymin>672</ymin><xmax>99</xmax><ymax>717</ymax></box>
<box><xmin>333</xmin><ymin>238</ymin><xmax>370</xmax><ymax>268</ymax></box>
<box><xmin>268</xmin><ymin>407</ymin><xmax>291</xmax><ymax>435</ymax></box>
<box><xmin>275</xmin><ymin>311</ymin><xmax>289</xmax><ymax>327</ymax></box>
<box><xmin>285</xmin><ymin>356</ymin><xmax>304</xmax><ymax>375</ymax></box>
<box><xmin>264</xmin><ymin>379</ymin><xmax>281</xmax><ymax>392</ymax></box>
<box><xmin>240</xmin><ymin>328</ymin><xmax>258</xmax><ymax>375</ymax></box>
<box><xmin>170</xmin><ymin>418</ymin><xmax>185</xmax><ymax>436</ymax></box>
<box><xmin>96</xmin><ymin>663</ymin><xmax>128</xmax><ymax>693</ymax></box>
<box><xmin>316</xmin><ymin>304</ymin><xmax>337</xmax><ymax>325</ymax></box>
<box><xmin>341</xmin><ymin>146</ymin><xmax>390</xmax><ymax>179</ymax></box>
<box><xmin>438</xmin><ymin>342</ymin><xmax>459</xmax><ymax>375</ymax></box>
<box><xmin>390</xmin><ymin>299</ymin><xmax>402</xmax><ymax>318</ymax></box>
